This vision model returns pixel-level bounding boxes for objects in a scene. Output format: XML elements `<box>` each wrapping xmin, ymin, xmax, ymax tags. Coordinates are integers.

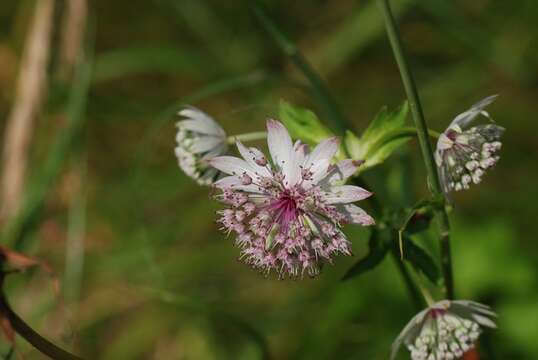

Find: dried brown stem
<box><xmin>0</xmin><ymin>0</ymin><xmax>56</xmax><ymax>222</ymax></box>
<box><xmin>58</xmin><ymin>0</ymin><xmax>88</xmax><ymax>79</ymax></box>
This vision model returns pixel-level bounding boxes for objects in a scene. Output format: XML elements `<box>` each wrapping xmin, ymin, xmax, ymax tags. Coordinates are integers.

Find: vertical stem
<box><xmin>251</xmin><ymin>2</ymin><xmax>353</xmax><ymax>135</ymax></box>
<box><xmin>376</xmin><ymin>0</ymin><xmax>454</xmax><ymax>299</ymax></box>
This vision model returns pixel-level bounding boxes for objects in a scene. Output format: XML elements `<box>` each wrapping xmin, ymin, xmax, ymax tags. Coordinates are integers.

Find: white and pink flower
<box><xmin>391</xmin><ymin>300</ymin><xmax>497</xmax><ymax>360</ymax></box>
<box><xmin>208</xmin><ymin>119</ymin><xmax>374</xmax><ymax>278</ymax></box>
<box><xmin>175</xmin><ymin>107</ymin><xmax>228</xmax><ymax>185</ymax></box>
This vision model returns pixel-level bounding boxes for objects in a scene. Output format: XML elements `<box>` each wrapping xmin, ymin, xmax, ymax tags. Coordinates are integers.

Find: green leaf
<box><xmin>401</xmin><ymin>235</ymin><xmax>440</xmax><ymax>284</ymax></box>
<box><xmin>279</xmin><ymin>100</ymin><xmax>334</xmax><ymax>145</ymax></box>
<box><xmin>342</xmin><ymin>229</ymin><xmax>390</xmax><ymax>281</ymax></box>
<box><xmin>344</xmin><ymin>102</ymin><xmax>413</xmax><ymax>171</ymax></box>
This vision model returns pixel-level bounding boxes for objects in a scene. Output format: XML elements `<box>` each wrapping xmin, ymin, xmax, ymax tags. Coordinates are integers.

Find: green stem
<box><xmin>227</xmin><ymin>131</ymin><xmax>267</xmax><ymax>144</ymax></box>
<box><xmin>251</xmin><ymin>2</ymin><xmax>353</xmax><ymax>136</ymax></box>
<box><xmin>377</xmin><ymin>0</ymin><xmax>454</xmax><ymax>299</ymax></box>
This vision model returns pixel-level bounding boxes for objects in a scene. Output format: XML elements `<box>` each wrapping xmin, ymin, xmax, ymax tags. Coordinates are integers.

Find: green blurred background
<box><xmin>0</xmin><ymin>0</ymin><xmax>537</xmax><ymax>358</ymax></box>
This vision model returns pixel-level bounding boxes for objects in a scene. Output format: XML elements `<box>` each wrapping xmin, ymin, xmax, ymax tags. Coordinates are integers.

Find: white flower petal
<box><xmin>338</xmin><ymin>204</ymin><xmax>375</xmax><ymax>225</ymax></box>
<box><xmin>178</xmin><ymin>107</ymin><xmax>226</xmax><ymax>136</ymax></box>
<box><xmin>449</xmin><ymin>95</ymin><xmax>498</xmax><ymax>129</ymax></box>
<box><xmin>324</xmin><ymin>185</ymin><xmax>372</xmax><ymax>204</ymax></box>
<box><xmin>235</xmin><ymin>141</ymin><xmax>272</xmax><ymax>178</ymax></box>
<box><xmin>213</xmin><ymin>175</ymin><xmax>264</xmax><ymax>193</ymax></box>
<box><xmin>294</xmin><ymin>141</ymin><xmax>309</xmax><ymax>165</ymax></box>
<box><xmin>472</xmin><ymin>314</ymin><xmax>497</xmax><ymax>329</ymax></box>
<box><xmin>207</xmin><ymin>156</ymin><xmax>256</xmax><ymax>177</ymax></box>
<box><xmin>304</xmin><ymin>137</ymin><xmax>340</xmax><ymax>182</ymax></box>
<box><xmin>190</xmin><ymin>135</ymin><xmax>225</xmax><ymax>153</ymax></box>
<box><xmin>266</xmin><ymin>119</ymin><xmax>293</xmax><ymax>170</ymax></box>
<box><xmin>320</xmin><ymin>159</ymin><xmax>361</xmax><ymax>186</ymax></box>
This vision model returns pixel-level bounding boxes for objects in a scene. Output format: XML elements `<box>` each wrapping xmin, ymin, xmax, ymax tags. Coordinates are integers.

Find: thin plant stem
<box><xmin>376</xmin><ymin>0</ymin><xmax>454</xmax><ymax>299</ymax></box>
<box><xmin>0</xmin><ymin>294</ymin><xmax>82</xmax><ymax>359</ymax></box>
<box><xmin>227</xmin><ymin>131</ymin><xmax>267</xmax><ymax>144</ymax></box>
<box><xmin>251</xmin><ymin>1</ymin><xmax>353</xmax><ymax>135</ymax></box>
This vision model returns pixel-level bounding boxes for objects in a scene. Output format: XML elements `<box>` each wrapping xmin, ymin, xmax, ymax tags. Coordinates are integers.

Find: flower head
<box><xmin>175</xmin><ymin>107</ymin><xmax>228</xmax><ymax>185</ymax></box>
<box><xmin>435</xmin><ymin>95</ymin><xmax>504</xmax><ymax>192</ymax></box>
<box><xmin>391</xmin><ymin>300</ymin><xmax>497</xmax><ymax>360</ymax></box>
<box><xmin>208</xmin><ymin>120</ymin><xmax>374</xmax><ymax>278</ymax></box>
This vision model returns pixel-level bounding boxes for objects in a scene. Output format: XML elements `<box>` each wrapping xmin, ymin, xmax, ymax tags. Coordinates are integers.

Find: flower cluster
<box><xmin>391</xmin><ymin>300</ymin><xmax>497</xmax><ymax>360</ymax></box>
<box><xmin>175</xmin><ymin>107</ymin><xmax>228</xmax><ymax>185</ymax></box>
<box><xmin>208</xmin><ymin>120</ymin><xmax>374</xmax><ymax>278</ymax></box>
<box><xmin>435</xmin><ymin>95</ymin><xmax>504</xmax><ymax>192</ymax></box>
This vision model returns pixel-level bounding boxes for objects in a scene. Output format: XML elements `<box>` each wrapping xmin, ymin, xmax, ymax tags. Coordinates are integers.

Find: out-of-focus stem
<box><xmin>64</xmin><ymin>159</ymin><xmax>87</xmax><ymax>305</ymax></box>
<box><xmin>0</xmin><ymin>0</ymin><xmax>55</xmax><ymax>222</ymax></box>
<box><xmin>59</xmin><ymin>0</ymin><xmax>88</xmax><ymax>80</ymax></box>
<box><xmin>0</xmin><ymin>294</ymin><xmax>82</xmax><ymax>359</ymax></box>
<box><xmin>376</xmin><ymin>0</ymin><xmax>454</xmax><ymax>299</ymax></box>
<box><xmin>227</xmin><ymin>131</ymin><xmax>267</xmax><ymax>144</ymax></box>
<box><xmin>251</xmin><ymin>2</ymin><xmax>353</xmax><ymax>136</ymax></box>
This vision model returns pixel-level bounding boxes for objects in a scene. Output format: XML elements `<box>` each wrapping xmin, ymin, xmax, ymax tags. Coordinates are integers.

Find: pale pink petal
<box><xmin>324</xmin><ymin>185</ymin><xmax>372</xmax><ymax>204</ymax></box>
<box><xmin>320</xmin><ymin>159</ymin><xmax>361</xmax><ymax>186</ymax></box>
<box><xmin>190</xmin><ymin>135</ymin><xmax>225</xmax><ymax>153</ymax></box>
<box><xmin>235</xmin><ymin>141</ymin><xmax>272</xmax><ymax>177</ymax></box>
<box><xmin>266</xmin><ymin>119</ymin><xmax>293</xmax><ymax>170</ymax></box>
<box><xmin>178</xmin><ymin>107</ymin><xmax>225</xmax><ymax>136</ymax></box>
<box><xmin>339</xmin><ymin>204</ymin><xmax>375</xmax><ymax>225</ymax></box>
<box><xmin>207</xmin><ymin>156</ymin><xmax>255</xmax><ymax>177</ymax></box>
<box><xmin>293</xmin><ymin>141</ymin><xmax>309</xmax><ymax>165</ymax></box>
<box><xmin>213</xmin><ymin>175</ymin><xmax>264</xmax><ymax>193</ymax></box>
<box><xmin>303</xmin><ymin>138</ymin><xmax>340</xmax><ymax>182</ymax></box>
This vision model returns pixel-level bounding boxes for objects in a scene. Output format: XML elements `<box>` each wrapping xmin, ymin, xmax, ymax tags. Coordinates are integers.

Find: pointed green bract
<box><xmin>344</xmin><ymin>101</ymin><xmax>412</xmax><ymax>171</ymax></box>
<box><xmin>278</xmin><ymin>100</ymin><xmax>334</xmax><ymax>145</ymax></box>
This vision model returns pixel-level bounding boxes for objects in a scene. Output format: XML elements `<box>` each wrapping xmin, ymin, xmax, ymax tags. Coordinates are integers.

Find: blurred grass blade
<box><xmin>2</xmin><ymin>43</ymin><xmax>93</xmax><ymax>250</ymax></box>
<box><xmin>145</xmin><ymin>288</ymin><xmax>270</xmax><ymax>360</ymax></box>
<box><xmin>93</xmin><ymin>46</ymin><xmax>211</xmax><ymax>82</ymax></box>
<box><xmin>308</xmin><ymin>0</ymin><xmax>412</xmax><ymax>75</ymax></box>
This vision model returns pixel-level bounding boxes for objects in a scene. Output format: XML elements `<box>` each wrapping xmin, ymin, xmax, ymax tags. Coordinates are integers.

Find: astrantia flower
<box><xmin>208</xmin><ymin>120</ymin><xmax>374</xmax><ymax>278</ymax></box>
<box><xmin>391</xmin><ymin>300</ymin><xmax>497</xmax><ymax>360</ymax></box>
<box><xmin>435</xmin><ymin>95</ymin><xmax>504</xmax><ymax>192</ymax></box>
<box><xmin>175</xmin><ymin>107</ymin><xmax>228</xmax><ymax>185</ymax></box>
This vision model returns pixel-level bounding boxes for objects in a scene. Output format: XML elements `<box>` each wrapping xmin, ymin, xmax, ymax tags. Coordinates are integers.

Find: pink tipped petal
<box><xmin>266</xmin><ymin>119</ymin><xmax>293</xmax><ymax>169</ymax></box>
<box><xmin>207</xmin><ymin>156</ymin><xmax>255</xmax><ymax>177</ymax></box>
<box><xmin>324</xmin><ymin>185</ymin><xmax>372</xmax><ymax>204</ymax></box>
<box><xmin>340</xmin><ymin>204</ymin><xmax>375</xmax><ymax>225</ymax></box>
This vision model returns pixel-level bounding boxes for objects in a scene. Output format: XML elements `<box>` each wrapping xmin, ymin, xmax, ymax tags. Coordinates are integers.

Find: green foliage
<box><xmin>342</xmin><ymin>228</ymin><xmax>390</xmax><ymax>281</ymax></box>
<box><xmin>344</xmin><ymin>102</ymin><xmax>412</xmax><ymax>171</ymax></box>
<box><xmin>400</xmin><ymin>235</ymin><xmax>440</xmax><ymax>284</ymax></box>
<box><xmin>278</xmin><ymin>100</ymin><xmax>334</xmax><ymax>145</ymax></box>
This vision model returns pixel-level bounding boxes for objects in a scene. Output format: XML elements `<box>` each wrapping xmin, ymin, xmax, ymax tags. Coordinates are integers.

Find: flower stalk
<box><xmin>376</xmin><ymin>0</ymin><xmax>454</xmax><ymax>299</ymax></box>
<box><xmin>227</xmin><ymin>131</ymin><xmax>267</xmax><ymax>144</ymax></box>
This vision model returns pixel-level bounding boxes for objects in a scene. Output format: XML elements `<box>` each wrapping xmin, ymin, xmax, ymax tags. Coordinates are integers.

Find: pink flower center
<box><xmin>270</xmin><ymin>191</ymin><xmax>302</xmax><ymax>230</ymax></box>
